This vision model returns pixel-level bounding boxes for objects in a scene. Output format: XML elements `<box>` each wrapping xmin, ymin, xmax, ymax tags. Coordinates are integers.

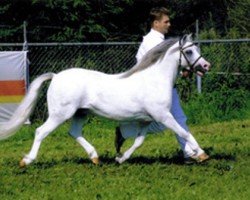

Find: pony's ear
<box><xmin>186</xmin><ymin>34</ymin><xmax>193</xmax><ymax>42</ymax></box>
<box><xmin>180</xmin><ymin>35</ymin><xmax>187</xmax><ymax>46</ymax></box>
<box><xmin>180</xmin><ymin>34</ymin><xmax>193</xmax><ymax>46</ymax></box>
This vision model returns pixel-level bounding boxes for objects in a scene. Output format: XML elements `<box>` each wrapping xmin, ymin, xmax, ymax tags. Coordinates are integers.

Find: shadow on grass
<box><xmin>18</xmin><ymin>147</ymin><xmax>236</xmax><ymax>170</ymax></box>
<box><xmin>30</xmin><ymin>155</ymin><xmax>184</xmax><ymax>170</ymax></box>
<box><xmin>205</xmin><ymin>147</ymin><xmax>237</xmax><ymax>161</ymax></box>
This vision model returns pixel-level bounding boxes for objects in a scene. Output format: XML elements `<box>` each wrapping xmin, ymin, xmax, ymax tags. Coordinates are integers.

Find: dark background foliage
<box><xmin>0</xmin><ymin>0</ymin><xmax>249</xmax><ymax>42</ymax></box>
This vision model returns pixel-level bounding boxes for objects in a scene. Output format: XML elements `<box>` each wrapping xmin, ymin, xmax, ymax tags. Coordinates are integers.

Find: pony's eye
<box><xmin>185</xmin><ymin>50</ymin><xmax>193</xmax><ymax>55</ymax></box>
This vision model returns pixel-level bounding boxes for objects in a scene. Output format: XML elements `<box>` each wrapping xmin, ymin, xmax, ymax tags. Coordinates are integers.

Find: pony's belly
<box><xmin>90</xmin><ymin>107</ymin><xmax>152</xmax><ymax>122</ymax></box>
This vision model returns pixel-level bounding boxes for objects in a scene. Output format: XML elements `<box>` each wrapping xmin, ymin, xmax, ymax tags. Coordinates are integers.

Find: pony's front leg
<box><xmin>158</xmin><ymin>112</ymin><xmax>201</xmax><ymax>153</ymax></box>
<box><xmin>115</xmin><ymin>135</ymin><xmax>145</xmax><ymax>164</ymax></box>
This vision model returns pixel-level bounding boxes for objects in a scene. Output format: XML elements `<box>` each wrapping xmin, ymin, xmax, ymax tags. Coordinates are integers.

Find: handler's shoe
<box><xmin>184</xmin><ymin>153</ymin><xmax>210</xmax><ymax>164</ymax></box>
<box><xmin>114</xmin><ymin>127</ymin><xmax>125</xmax><ymax>154</ymax></box>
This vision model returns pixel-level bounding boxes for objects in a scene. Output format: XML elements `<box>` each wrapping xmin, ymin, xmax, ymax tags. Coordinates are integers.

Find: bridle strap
<box><xmin>178</xmin><ymin>40</ymin><xmax>202</xmax><ymax>72</ymax></box>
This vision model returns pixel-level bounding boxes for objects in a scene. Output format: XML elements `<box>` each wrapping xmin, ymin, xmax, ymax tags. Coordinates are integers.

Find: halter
<box><xmin>178</xmin><ymin>39</ymin><xmax>203</xmax><ymax>74</ymax></box>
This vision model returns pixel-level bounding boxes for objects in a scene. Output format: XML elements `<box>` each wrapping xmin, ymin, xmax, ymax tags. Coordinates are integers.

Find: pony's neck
<box><xmin>156</xmin><ymin>53</ymin><xmax>179</xmax><ymax>86</ymax></box>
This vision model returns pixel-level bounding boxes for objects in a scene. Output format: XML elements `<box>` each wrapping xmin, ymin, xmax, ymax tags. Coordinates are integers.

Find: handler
<box><xmin>115</xmin><ymin>7</ymin><xmax>209</xmax><ymax>164</ymax></box>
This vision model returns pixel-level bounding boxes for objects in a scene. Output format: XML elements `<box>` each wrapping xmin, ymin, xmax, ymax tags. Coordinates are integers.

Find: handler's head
<box><xmin>149</xmin><ymin>7</ymin><xmax>171</xmax><ymax>34</ymax></box>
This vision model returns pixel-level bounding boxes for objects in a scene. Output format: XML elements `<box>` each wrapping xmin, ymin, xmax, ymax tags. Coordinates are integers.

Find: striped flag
<box><xmin>0</xmin><ymin>51</ymin><xmax>28</xmax><ymax>123</ymax></box>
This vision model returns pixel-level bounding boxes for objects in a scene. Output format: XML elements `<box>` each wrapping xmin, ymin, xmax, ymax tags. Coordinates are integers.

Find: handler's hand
<box><xmin>181</xmin><ymin>70</ymin><xmax>192</xmax><ymax>78</ymax></box>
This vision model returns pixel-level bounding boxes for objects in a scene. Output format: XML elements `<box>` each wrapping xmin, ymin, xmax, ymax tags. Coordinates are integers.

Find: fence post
<box><xmin>195</xmin><ymin>19</ymin><xmax>202</xmax><ymax>93</ymax></box>
<box><xmin>22</xmin><ymin>21</ymin><xmax>29</xmax><ymax>85</ymax></box>
<box><xmin>23</xmin><ymin>21</ymin><xmax>31</xmax><ymax>124</ymax></box>
<box><xmin>23</xmin><ymin>21</ymin><xmax>28</xmax><ymax>51</ymax></box>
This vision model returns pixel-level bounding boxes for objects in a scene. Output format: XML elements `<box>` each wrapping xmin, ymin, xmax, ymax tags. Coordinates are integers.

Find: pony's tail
<box><xmin>0</xmin><ymin>73</ymin><xmax>55</xmax><ymax>140</ymax></box>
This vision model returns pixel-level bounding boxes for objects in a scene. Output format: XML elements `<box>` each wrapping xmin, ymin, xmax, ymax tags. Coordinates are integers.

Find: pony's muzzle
<box><xmin>195</xmin><ymin>61</ymin><xmax>211</xmax><ymax>76</ymax></box>
<box><xmin>203</xmin><ymin>62</ymin><xmax>211</xmax><ymax>71</ymax></box>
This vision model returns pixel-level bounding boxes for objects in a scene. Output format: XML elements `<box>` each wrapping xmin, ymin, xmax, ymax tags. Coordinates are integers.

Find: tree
<box><xmin>227</xmin><ymin>0</ymin><xmax>250</xmax><ymax>37</ymax></box>
<box><xmin>0</xmin><ymin>0</ymin><xmax>248</xmax><ymax>42</ymax></box>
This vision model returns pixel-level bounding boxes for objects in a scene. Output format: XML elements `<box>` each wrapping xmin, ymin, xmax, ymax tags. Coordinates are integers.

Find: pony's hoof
<box><xmin>185</xmin><ymin>153</ymin><xmax>210</xmax><ymax>164</ymax></box>
<box><xmin>197</xmin><ymin>153</ymin><xmax>210</xmax><ymax>163</ymax></box>
<box><xmin>115</xmin><ymin>156</ymin><xmax>123</xmax><ymax>164</ymax></box>
<box><xmin>19</xmin><ymin>159</ymin><xmax>26</xmax><ymax>168</ymax></box>
<box><xmin>91</xmin><ymin>157</ymin><xmax>99</xmax><ymax>165</ymax></box>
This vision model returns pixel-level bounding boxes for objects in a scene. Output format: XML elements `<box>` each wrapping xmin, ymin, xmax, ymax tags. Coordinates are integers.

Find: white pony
<box><xmin>0</xmin><ymin>35</ymin><xmax>210</xmax><ymax>167</ymax></box>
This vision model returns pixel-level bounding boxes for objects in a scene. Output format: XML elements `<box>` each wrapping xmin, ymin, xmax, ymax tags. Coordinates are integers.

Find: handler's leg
<box><xmin>171</xmin><ymin>88</ymin><xmax>204</xmax><ymax>158</ymax></box>
<box><xmin>69</xmin><ymin>111</ymin><xmax>99</xmax><ymax>164</ymax></box>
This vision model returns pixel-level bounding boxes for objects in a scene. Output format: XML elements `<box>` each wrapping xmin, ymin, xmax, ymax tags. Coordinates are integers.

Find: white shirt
<box><xmin>135</xmin><ymin>29</ymin><xmax>165</xmax><ymax>62</ymax></box>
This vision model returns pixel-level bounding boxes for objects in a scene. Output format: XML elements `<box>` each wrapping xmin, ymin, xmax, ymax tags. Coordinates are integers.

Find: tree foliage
<box><xmin>0</xmin><ymin>0</ymin><xmax>249</xmax><ymax>42</ymax></box>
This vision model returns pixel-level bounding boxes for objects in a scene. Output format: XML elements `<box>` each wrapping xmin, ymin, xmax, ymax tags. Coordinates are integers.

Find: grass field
<box><xmin>0</xmin><ymin>118</ymin><xmax>249</xmax><ymax>200</ymax></box>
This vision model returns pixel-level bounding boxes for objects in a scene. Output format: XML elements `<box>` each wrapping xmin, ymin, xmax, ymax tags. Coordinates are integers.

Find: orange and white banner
<box><xmin>0</xmin><ymin>51</ymin><xmax>28</xmax><ymax>123</ymax></box>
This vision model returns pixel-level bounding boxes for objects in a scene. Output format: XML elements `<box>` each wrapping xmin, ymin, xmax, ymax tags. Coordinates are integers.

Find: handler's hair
<box><xmin>149</xmin><ymin>7</ymin><xmax>169</xmax><ymax>27</ymax></box>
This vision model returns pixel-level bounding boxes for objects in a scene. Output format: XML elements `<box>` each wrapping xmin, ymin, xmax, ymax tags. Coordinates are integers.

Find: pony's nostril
<box><xmin>204</xmin><ymin>63</ymin><xmax>210</xmax><ymax>70</ymax></box>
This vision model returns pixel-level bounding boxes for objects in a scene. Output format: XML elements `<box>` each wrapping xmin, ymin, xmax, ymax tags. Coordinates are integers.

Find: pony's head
<box><xmin>121</xmin><ymin>34</ymin><xmax>210</xmax><ymax>78</ymax></box>
<box><xmin>177</xmin><ymin>34</ymin><xmax>211</xmax><ymax>76</ymax></box>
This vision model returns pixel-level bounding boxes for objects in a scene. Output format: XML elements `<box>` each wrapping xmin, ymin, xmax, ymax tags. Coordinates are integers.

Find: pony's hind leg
<box><xmin>69</xmin><ymin>110</ymin><xmax>99</xmax><ymax>165</ymax></box>
<box><xmin>20</xmin><ymin>117</ymin><xmax>63</xmax><ymax>167</ymax></box>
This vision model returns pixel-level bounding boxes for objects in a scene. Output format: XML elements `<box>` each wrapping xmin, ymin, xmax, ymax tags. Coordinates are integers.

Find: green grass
<box><xmin>0</xmin><ymin>118</ymin><xmax>249</xmax><ymax>200</ymax></box>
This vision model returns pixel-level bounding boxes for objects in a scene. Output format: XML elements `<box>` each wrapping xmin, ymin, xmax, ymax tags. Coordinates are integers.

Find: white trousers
<box><xmin>119</xmin><ymin>88</ymin><xmax>203</xmax><ymax>158</ymax></box>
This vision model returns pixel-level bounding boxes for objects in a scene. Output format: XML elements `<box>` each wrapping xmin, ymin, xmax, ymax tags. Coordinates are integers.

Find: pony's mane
<box><xmin>121</xmin><ymin>37</ymin><xmax>179</xmax><ymax>78</ymax></box>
